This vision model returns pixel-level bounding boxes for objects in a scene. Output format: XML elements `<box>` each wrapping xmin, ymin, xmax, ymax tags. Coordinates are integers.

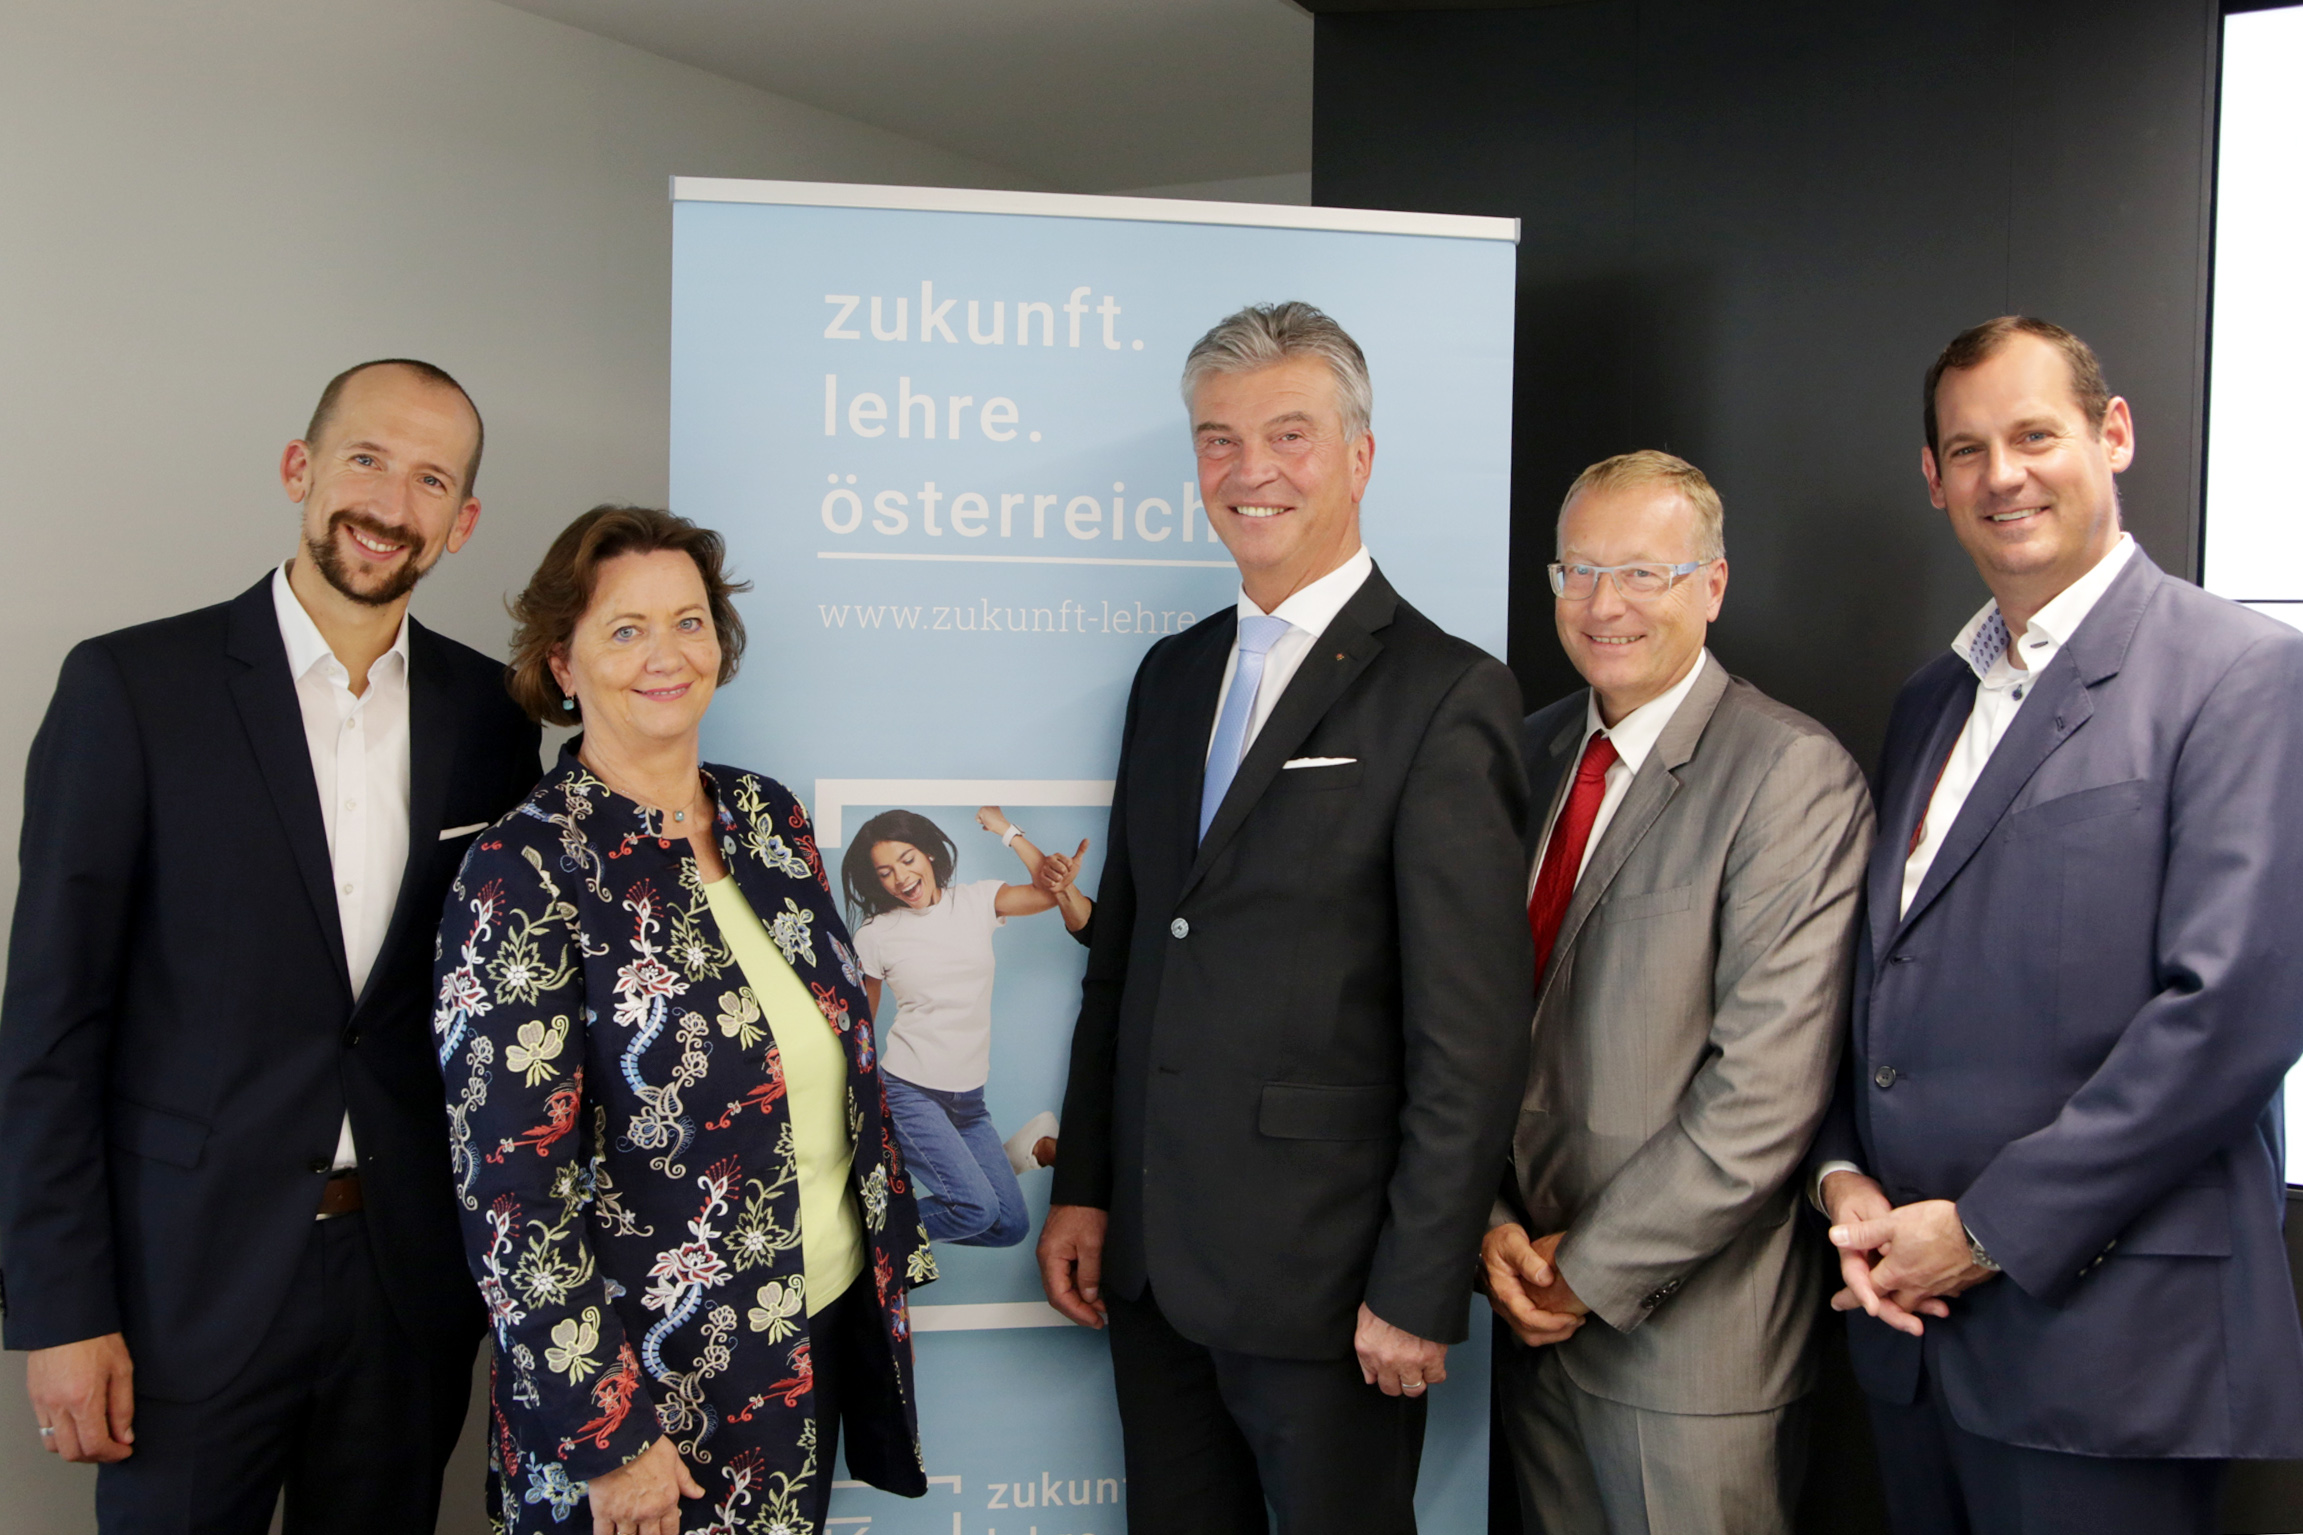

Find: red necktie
<box><xmin>1528</xmin><ymin>732</ymin><xmax>1619</xmax><ymax>985</ymax></box>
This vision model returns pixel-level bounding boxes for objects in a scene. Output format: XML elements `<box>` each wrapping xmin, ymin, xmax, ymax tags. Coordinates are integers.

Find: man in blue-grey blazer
<box><xmin>1810</xmin><ymin>315</ymin><xmax>2303</xmax><ymax>1533</ymax></box>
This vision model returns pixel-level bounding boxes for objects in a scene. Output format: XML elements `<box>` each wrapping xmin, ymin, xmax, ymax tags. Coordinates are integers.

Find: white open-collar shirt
<box><xmin>272</xmin><ymin>562</ymin><xmax>413</xmax><ymax>1173</ymax></box>
<box><xmin>1899</xmin><ymin>533</ymin><xmax>2135</xmax><ymax>917</ymax></box>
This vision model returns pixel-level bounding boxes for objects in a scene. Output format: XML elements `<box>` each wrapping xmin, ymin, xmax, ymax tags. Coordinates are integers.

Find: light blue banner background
<box><xmin>673</xmin><ymin>187</ymin><xmax>1516</xmax><ymax>1535</ymax></box>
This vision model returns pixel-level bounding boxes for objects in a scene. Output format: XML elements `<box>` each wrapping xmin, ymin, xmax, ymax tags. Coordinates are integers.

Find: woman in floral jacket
<box><xmin>433</xmin><ymin>505</ymin><xmax>933</xmax><ymax>1535</ymax></box>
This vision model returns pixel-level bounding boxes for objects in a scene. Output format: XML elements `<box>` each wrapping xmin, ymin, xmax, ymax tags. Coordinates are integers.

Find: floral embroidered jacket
<box><xmin>433</xmin><ymin>747</ymin><xmax>935</xmax><ymax>1532</ymax></box>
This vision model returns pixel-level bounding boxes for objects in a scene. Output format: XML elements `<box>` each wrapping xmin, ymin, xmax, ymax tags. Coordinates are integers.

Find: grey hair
<box><xmin>1180</xmin><ymin>301</ymin><xmax>1373</xmax><ymax>442</ymax></box>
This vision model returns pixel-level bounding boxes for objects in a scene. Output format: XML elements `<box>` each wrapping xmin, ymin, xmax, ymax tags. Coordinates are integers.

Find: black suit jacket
<box><xmin>0</xmin><ymin>574</ymin><xmax>539</xmax><ymax>1400</ymax></box>
<box><xmin>1052</xmin><ymin>565</ymin><xmax>1533</xmax><ymax>1359</ymax></box>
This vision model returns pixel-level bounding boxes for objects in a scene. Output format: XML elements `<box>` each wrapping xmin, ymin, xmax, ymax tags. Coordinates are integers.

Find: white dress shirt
<box><xmin>1899</xmin><ymin>533</ymin><xmax>2135</xmax><ymax>917</ymax></box>
<box><xmin>1815</xmin><ymin>533</ymin><xmax>2136</xmax><ymax>1208</ymax></box>
<box><xmin>1530</xmin><ymin>649</ymin><xmax>1716</xmax><ymax>891</ymax></box>
<box><xmin>272</xmin><ymin>563</ymin><xmax>414</xmax><ymax>1173</ymax></box>
<box><xmin>1205</xmin><ymin>543</ymin><xmax>1376</xmax><ymax>762</ymax></box>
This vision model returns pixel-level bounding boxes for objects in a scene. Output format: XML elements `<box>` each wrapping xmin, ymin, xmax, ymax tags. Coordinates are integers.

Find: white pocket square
<box><xmin>439</xmin><ymin>822</ymin><xmax>489</xmax><ymax>840</ymax></box>
<box><xmin>1282</xmin><ymin>757</ymin><xmax>1357</xmax><ymax>769</ymax></box>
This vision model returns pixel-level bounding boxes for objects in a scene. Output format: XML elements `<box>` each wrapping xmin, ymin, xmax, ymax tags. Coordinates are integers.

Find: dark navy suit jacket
<box><xmin>1814</xmin><ymin>548</ymin><xmax>2303</xmax><ymax>1458</ymax></box>
<box><xmin>0</xmin><ymin>575</ymin><xmax>539</xmax><ymax>1400</ymax></box>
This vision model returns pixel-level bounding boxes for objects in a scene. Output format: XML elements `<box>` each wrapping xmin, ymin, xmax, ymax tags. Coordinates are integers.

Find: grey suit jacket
<box><xmin>1506</xmin><ymin>658</ymin><xmax>1873</xmax><ymax>1414</ymax></box>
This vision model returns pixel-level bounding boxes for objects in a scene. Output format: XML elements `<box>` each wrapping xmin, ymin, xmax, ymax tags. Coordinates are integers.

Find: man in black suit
<box><xmin>0</xmin><ymin>359</ymin><xmax>541</xmax><ymax>1531</ymax></box>
<box><xmin>1038</xmin><ymin>302</ymin><xmax>1533</xmax><ymax>1534</ymax></box>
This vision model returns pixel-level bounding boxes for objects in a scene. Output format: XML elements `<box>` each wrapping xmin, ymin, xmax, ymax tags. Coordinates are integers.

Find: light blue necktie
<box><xmin>1199</xmin><ymin>615</ymin><xmax>1292</xmax><ymax>841</ymax></box>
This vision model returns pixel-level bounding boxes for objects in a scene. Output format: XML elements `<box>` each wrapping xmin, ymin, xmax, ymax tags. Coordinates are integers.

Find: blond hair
<box><xmin>1557</xmin><ymin>450</ymin><xmax>1725</xmax><ymax>563</ymax></box>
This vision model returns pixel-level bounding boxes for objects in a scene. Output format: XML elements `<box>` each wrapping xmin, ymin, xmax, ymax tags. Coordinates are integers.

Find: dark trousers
<box><xmin>800</xmin><ymin>1279</ymin><xmax>875</xmax><ymax>1529</ymax></box>
<box><xmin>1868</xmin><ymin>1358</ymin><xmax>2226</xmax><ymax>1535</ymax></box>
<box><xmin>94</xmin><ymin>1213</ymin><xmax>473</xmax><ymax>1535</ymax></box>
<box><xmin>1105</xmin><ymin>1285</ymin><xmax>1427</xmax><ymax>1535</ymax></box>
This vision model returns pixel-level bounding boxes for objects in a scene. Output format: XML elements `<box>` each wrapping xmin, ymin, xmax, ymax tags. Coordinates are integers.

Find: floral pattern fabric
<box><xmin>434</xmin><ymin>747</ymin><xmax>935</xmax><ymax>1533</ymax></box>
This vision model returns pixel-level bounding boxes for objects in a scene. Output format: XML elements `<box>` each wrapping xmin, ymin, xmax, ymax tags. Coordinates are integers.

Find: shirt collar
<box><xmin>1235</xmin><ymin>544</ymin><xmax>1374</xmax><ymax>638</ymax></box>
<box><xmin>1948</xmin><ymin>532</ymin><xmax>2134</xmax><ymax>683</ymax></box>
<box><xmin>272</xmin><ymin>560</ymin><xmax>410</xmax><ymax>687</ymax></box>
<box><xmin>1581</xmin><ymin>649</ymin><xmax>1713</xmax><ymax>776</ymax></box>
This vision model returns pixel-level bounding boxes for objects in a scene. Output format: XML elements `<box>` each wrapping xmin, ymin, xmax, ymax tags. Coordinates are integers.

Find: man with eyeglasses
<box><xmin>1482</xmin><ymin>450</ymin><xmax>1873</xmax><ymax>1534</ymax></box>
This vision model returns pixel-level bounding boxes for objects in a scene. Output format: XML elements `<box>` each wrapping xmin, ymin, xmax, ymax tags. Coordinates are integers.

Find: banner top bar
<box><xmin>670</xmin><ymin>176</ymin><xmax>1519</xmax><ymax>244</ymax></box>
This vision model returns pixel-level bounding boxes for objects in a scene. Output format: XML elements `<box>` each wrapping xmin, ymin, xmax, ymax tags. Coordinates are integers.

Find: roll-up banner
<box><xmin>672</xmin><ymin>176</ymin><xmax>1518</xmax><ymax>1533</ymax></box>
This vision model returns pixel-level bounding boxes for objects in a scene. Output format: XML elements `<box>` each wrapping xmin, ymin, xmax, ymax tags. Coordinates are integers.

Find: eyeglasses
<box><xmin>1547</xmin><ymin>559</ymin><xmax>1713</xmax><ymax>601</ymax></box>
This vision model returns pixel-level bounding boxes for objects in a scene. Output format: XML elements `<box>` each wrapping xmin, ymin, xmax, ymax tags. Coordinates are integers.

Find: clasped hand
<box><xmin>1821</xmin><ymin>1171</ymin><xmax>1998</xmax><ymax>1337</ymax></box>
<box><xmin>1479</xmin><ymin>1224</ymin><xmax>1588</xmax><ymax>1348</ymax></box>
<box><xmin>1034</xmin><ymin>840</ymin><xmax>1090</xmax><ymax>898</ymax></box>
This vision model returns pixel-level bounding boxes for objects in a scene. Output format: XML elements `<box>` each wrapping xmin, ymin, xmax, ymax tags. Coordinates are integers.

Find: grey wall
<box><xmin>1313</xmin><ymin>0</ymin><xmax>2219</xmax><ymax>774</ymax></box>
<box><xmin>0</xmin><ymin>1</ymin><xmax>1035</xmax><ymax>1528</ymax></box>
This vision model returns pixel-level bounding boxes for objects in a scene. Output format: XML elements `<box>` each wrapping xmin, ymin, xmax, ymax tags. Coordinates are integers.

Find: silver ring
<box><xmin>1403</xmin><ymin>1381</ymin><xmax>1427</xmax><ymax>1394</ymax></box>
<box><xmin>38</xmin><ymin>1426</ymin><xmax>55</xmax><ymax>1438</ymax></box>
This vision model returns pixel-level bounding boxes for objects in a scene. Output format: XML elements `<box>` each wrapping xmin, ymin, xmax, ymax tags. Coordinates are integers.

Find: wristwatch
<box><xmin>1963</xmin><ymin>1223</ymin><xmax>2003</xmax><ymax>1273</ymax></box>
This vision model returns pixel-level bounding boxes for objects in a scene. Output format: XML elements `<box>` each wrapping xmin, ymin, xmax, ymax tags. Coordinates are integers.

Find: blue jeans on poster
<box><xmin>882</xmin><ymin>1072</ymin><xmax>1029</xmax><ymax>1247</ymax></box>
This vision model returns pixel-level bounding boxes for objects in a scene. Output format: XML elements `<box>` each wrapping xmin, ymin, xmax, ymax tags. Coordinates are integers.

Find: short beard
<box><xmin>306</xmin><ymin>511</ymin><xmax>435</xmax><ymax>607</ymax></box>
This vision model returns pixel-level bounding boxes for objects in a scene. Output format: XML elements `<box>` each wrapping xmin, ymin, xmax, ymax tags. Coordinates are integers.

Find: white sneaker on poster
<box><xmin>1003</xmin><ymin>1111</ymin><xmax>1059</xmax><ymax>1173</ymax></box>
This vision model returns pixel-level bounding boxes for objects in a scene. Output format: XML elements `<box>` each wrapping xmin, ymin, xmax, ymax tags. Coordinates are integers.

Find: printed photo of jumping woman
<box><xmin>841</xmin><ymin>806</ymin><xmax>1090</xmax><ymax>1247</ymax></box>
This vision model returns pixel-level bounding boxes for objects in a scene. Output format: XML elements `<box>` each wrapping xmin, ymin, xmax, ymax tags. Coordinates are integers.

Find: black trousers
<box><xmin>1105</xmin><ymin>1285</ymin><xmax>1428</xmax><ymax>1535</ymax></box>
<box><xmin>799</xmin><ymin>1278</ymin><xmax>876</xmax><ymax>1529</ymax></box>
<box><xmin>1868</xmin><ymin>1358</ymin><xmax>2226</xmax><ymax>1535</ymax></box>
<box><xmin>95</xmin><ymin>1213</ymin><xmax>473</xmax><ymax>1535</ymax></box>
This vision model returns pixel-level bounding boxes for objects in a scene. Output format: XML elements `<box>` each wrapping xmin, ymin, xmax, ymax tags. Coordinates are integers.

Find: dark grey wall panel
<box><xmin>1314</xmin><ymin>0</ymin><xmax>2217</xmax><ymax>772</ymax></box>
<box><xmin>1313</xmin><ymin>6</ymin><xmax>2243</xmax><ymax>1533</ymax></box>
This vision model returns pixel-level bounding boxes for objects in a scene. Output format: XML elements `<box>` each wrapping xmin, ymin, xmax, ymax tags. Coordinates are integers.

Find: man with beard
<box><xmin>0</xmin><ymin>360</ymin><xmax>540</xmax><ymax>1532</ymax></box>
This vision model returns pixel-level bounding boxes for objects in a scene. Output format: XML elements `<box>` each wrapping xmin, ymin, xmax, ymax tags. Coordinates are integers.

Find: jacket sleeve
<box><xmin>1364</xmin><ymin>656</ymin><xmax>1535</xmax><ymax>1344</ymax></box>
<box><xmin>1960</xmin><ymin>629</ymin><xmax>2303</xmax><ymax>1303</ymax></box>
<box><xmin>1804</xmin><ymin>1016</ymin><xmax>1871</xmax><ymax>1186</ymax></box>
<box><xmin>1049</xmin><ymin>661</ymin><xmax>1148</xmax><ymax>1211</ymax></box>
<box><xmin>1555</xmin><ymin>731</ymin><xmax>1874</xmax><ymax>1330</ymax></box>
<box><xmin>0</xmin><ymin>641</ymin><xmax>144</xmax><ymax>1349</ymax></box>
<box><xmin>435</xmin><ymin>832</ymin><xmax>658</xmax><ymax>1481</ymax></box>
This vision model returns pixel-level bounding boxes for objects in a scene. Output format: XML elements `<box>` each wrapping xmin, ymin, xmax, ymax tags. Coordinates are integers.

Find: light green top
<box><xmin>704</xmin><ymin>874</ymin><xmax>864</xmax><ymax>1316</ymax></box>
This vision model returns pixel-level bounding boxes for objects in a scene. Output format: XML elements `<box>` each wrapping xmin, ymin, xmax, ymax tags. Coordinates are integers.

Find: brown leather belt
<box><xmin>315</xmin><ymin>1172</ymin><xmax>364</xmax><ymax>1220</ymax></box>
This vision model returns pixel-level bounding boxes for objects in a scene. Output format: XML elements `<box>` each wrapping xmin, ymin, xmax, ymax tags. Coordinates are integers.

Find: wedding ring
<box><xmin>38</xmin><ymin>1425</ymin><xmax>55</xmax><ymax>1438</ymax></box>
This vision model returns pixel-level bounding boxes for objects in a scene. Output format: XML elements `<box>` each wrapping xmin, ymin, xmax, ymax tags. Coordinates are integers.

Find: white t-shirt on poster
<box><xmin>856</xmin><ymin>878</ymin><xmax>1006</xmax><ymax>1092</ymax></box>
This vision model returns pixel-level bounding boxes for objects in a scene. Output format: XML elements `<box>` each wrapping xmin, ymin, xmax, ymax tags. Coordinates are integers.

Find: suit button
<box><xmin>1873</xmin><ymin>1066</ymin><xmax>1899</xmax><ymax>1089</ymax></box>
<box><xmin>1170</xmin><ymin>918</ymin><xmax>1189</xmax><ymax>939</ymax></box>
<box><xmin>343</xmin><ymin>1028</ymin><xmax>361</xmax><ymax>1048</ymax></box>
<box><xmin>306</xmin><ymin>1157</ymin><xmax>330</xmax><ymax>1175</ymax></box>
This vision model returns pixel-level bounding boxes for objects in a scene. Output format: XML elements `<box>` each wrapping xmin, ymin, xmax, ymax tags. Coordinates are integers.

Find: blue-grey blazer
<box><xmin>1815</xmin><ymin>547</ymin><xmax>2303</xmax><ymax>1459</ymax></box>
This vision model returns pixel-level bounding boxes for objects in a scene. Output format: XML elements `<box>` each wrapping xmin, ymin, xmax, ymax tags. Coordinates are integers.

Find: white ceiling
<box><xmin>494</xmin><ymin>0</ymin><xmax>1314</xmax><ymax>193</ymax></box>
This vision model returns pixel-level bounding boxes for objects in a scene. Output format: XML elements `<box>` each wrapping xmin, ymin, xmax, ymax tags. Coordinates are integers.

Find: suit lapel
<box><xmin>1154</xmin><ymin>616</ymin><xmax>1236</xmax><ymax>889</ymax></box>
<box><xmin>224</xmin><ymin>577</ymin><xmax>353</xmax><ymax>1000</ymax></box>
<box><xmin>1893</xmin><ymin>650</ymin><xmax>2091</xmax><ymax>938</ymax></box>
<box><xmin>360</xmin><ymin>620</ymin><xmax>458</xmax><ymax>1013</ymax></box>
<box><xmin>1181</xmin><ymin>569</ymin><xmax>1397</xmax><ymax>899</ymax></box>
<box><xmin>1891</xmin><ymin>550</ymin><xmax>2160</xmax><ymax>941</ymax></box>
<box><xmin>1535</xmin><ymin>660</ymin><xmax>1729</xmax><ymax>1012</ymax></box>
<box><xmin>1866</xmin><ymin>669</ymin><xmax>1972</xmax><ymax>960</ymax></box>
<box><xmin>1526</xmin><ymin>705</ymin><xmax>1585</xmax><ymax>865</ymax></box>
